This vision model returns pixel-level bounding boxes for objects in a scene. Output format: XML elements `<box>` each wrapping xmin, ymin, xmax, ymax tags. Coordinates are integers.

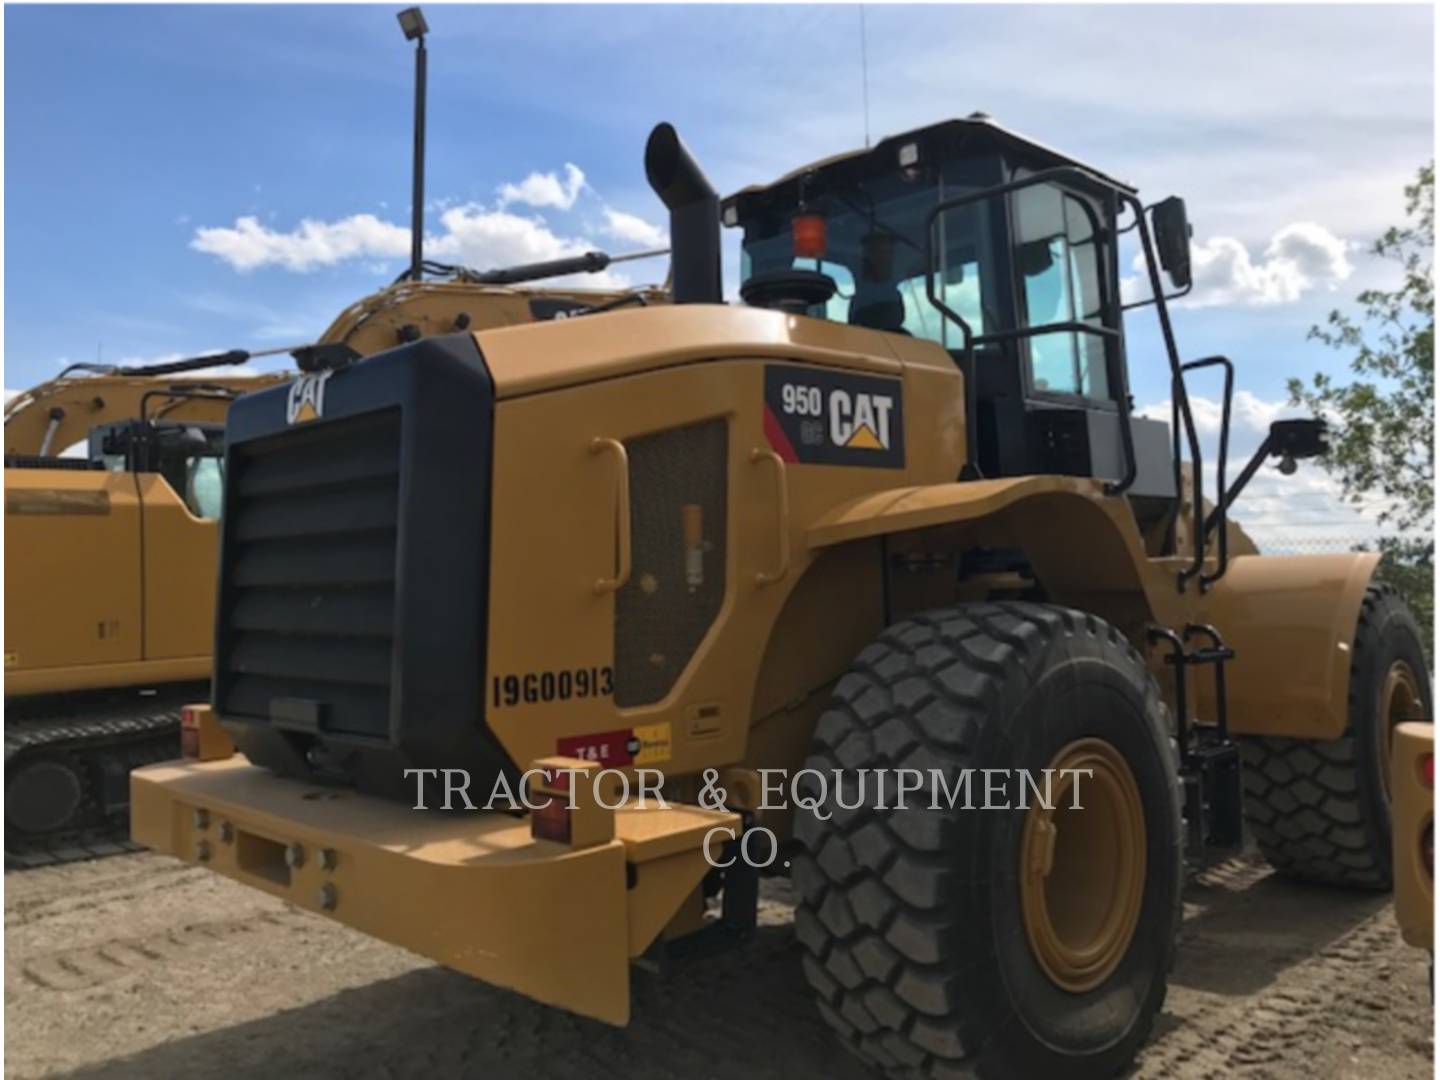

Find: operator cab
<box><xmin>723</xmin><ymin>115</ymin><xmax>1184</xmax><ymax>501</ymax></box>
<box><xmin>88</xmin><ymin>419</ymin><xmax>226</xmax><ymax>519</ymax></box>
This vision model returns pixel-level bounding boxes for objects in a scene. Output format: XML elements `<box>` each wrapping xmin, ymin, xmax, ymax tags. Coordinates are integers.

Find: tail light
<box><xmin>1421</xmin><ymin>753</ymin><xmax>1434</xmax><ymax>790</ymax></box>
<box><xmin>528</xmin><ymin>757</ymin><xmax>618</xmax><ymax>850</ymax></box>
<box><xmin>180</xmin><ymin>704</ymin><xmax>235</xmax><ymax>762</ymax></box>
<box><xmin>180</xmin><ymin>707</ymin><xmax>200</xmax><ymax>759</ymax></box>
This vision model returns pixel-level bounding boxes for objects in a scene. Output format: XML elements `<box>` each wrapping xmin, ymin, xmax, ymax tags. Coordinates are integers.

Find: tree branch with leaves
<box><xmin>1289</xmin><ymin>163</ymin><xmax>1434</xmax><ymax>641</ymax></box>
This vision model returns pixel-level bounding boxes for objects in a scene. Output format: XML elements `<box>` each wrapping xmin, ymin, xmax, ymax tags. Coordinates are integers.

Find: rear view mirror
<box><xmin>1269</xmin><ymin>418</ymin><xmax>1328</xmax><ymax>460</ymax></box>
<box><xmin>1152</xmin><ymin>196</ymin><xmax>1193</xmax><ymax>290</ymax></box>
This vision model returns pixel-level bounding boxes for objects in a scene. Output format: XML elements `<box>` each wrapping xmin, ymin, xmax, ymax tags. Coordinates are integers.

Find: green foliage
<box><xmin>1288</xmin><ymin>164</ymin><xmax>1434</xmax><ymax>644</ymax></box>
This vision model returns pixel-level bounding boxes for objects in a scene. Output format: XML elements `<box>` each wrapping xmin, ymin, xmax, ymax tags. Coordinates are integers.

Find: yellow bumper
<box><xmin>131</xmin><ymin>756</ymin><xmax>738</xmax><ymax>1024</ymax></box>
<box><xmin>1392</xmin><ymin>722</ymin><xmax>1433</xmax><ymax>953</ymax></box>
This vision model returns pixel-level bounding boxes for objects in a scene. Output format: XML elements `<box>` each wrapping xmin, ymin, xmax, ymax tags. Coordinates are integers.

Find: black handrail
<box><xmin>138</xmin><ymin>387</ymin><xmax>240</xmax><ymax>423</ymax></box>
<box><xmin>1179</xmin><ymin>356</ymin><xmax>1234</xmax><ymax>590</ymax></box>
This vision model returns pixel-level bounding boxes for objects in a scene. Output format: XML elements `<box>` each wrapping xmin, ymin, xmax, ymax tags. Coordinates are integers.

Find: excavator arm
<box><xmin>316</xmin><ymin>278</ymin><xmax>669</xmax><ymax>359</ymax></box>
<box><xmin>4</xmin><ymin>372</ymin><xmax>289</xmax><ymax>457</ymax></box>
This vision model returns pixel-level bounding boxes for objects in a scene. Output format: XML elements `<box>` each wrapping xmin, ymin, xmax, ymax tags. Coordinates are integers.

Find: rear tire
<box><xmin>792</xmin><ymin>603</ymin><xmax>1182</xmax><ymax>1079</ymax></box>
<box><xmin>1241</xmin><ymin>582</ymin><xmax>1431</xmax><ymax>889</ymax></box>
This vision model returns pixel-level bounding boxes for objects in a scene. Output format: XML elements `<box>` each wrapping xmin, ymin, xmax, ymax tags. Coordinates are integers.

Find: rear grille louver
<box><xmin>215</xmin><ymin>408</ymin><xmax>401</xmax><ymax>740</ymax></box>
<box><xmin>211</xmin><ymin>334</ymin><xmax>505</xmax><ymax>804</ymax></box>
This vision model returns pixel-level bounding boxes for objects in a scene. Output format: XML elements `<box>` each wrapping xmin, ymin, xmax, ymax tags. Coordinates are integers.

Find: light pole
<box><xmin>397</xmin><ymin>7</ymin><xmax>428</xmax><ymax>282</ymax></box>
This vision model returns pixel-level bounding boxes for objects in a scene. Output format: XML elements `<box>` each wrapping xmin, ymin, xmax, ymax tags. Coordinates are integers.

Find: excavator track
<box><xmin>5</xmin><ymin>688</ymin><xmax>200</xmax><ymax>870</ymax></box>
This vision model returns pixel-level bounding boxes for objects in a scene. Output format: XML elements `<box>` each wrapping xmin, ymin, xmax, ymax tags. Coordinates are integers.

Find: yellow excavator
<box><xmin>5</xmin><ymin>258</ymin><xmax>666</xmax><ymax>864</ymax></box>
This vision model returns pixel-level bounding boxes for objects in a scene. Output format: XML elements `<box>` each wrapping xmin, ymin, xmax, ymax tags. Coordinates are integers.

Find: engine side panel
<box><xmin>138</xmin><ymin>473</ymin><xmax>220</xmax><ymax>662</ymax></box>
<box><xmin>4</xmin><ymin>468</ymin><xmax>144</xmax><ymax>684</ymax></box>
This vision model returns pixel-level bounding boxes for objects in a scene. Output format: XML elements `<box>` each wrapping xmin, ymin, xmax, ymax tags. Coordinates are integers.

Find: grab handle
<box><xmin>590</xmin><ymin>437</ymin><xmax>631</xmax><ymax>595</ymax></box>
<box><xmin>750</xmin><ymin>448</ymin><xmax>790</xmax><ymax>586</ymax></box>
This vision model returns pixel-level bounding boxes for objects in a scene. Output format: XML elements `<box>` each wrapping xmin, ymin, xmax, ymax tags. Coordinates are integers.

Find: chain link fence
<box><xmin>1254</xmin><ymin>535</ymin><xmax>1376</xmax><ymax>556</ymax></box>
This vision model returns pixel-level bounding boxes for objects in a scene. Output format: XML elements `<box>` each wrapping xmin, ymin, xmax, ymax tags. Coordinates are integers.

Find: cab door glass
<box><xmin>1066</xmin><ymin>196</ymin><xmax>1110</xmax><ymax>398</ymax></box>
<box><xmin>924</xmin><ymin>201</ymin><xmax>990</xmax><ymax>346</ymax></box>
<box><xmin>1014</xmin><ymin>185</ymin><xmax>1109</xmax><ymax>399</ymax></box>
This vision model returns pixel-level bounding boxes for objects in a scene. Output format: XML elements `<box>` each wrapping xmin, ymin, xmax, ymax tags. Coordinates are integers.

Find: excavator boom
<box><xmin>5</xmin><ymin>373</ymin><xmax>289</xmax><ymax>458</ymax></box>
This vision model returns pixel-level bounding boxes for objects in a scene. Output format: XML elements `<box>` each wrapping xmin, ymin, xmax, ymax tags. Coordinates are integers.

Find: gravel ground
<box><xmin>3</xmin><ymin>850</ymin><xmax>1433</xmax><ymax>1079</ymax></box>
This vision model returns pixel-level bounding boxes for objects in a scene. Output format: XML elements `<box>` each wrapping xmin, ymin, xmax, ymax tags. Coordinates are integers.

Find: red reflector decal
<box><xmin>557</xmin><ymin>728</ymin><xmax>639</xmax><ymax>766</ymax></box>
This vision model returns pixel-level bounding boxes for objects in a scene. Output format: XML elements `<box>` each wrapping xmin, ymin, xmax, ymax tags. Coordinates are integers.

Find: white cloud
<box><xmin>192</xmin><ymin>199</ymin><xmax>635</xmax><ymax>289</ymax></box>
<box><xmin>1124</xmin><ymin>222</ymin><xmax>1354</xmax><ymax>308</ymax></box>
<box><xmin>4</xmin><ymin>388</ymin><xmax>20</xmax><ymax>406</ymax></box>
<box><xmin>191</xmin><ymin>213</ymin><xmax>409</xmax><ymax>272</ymax></box>
<box><xmin>190</xmin><ymin>156</ymin><xmax>641</xmax><ymax>286</ymax></box>
<box><xmin>1189</xmin><ymin>222</ymin><xmax>1354</xmax><ymax>307</ymax></box>
<box><xmin>601</xmin><ymin>207</ymin><xmax>667</xmax><ymax>249</ymax></box>
<box><xmin>1137</xmin><ymin>390</ymin><xmax>1303</xmax><ymax>439</ymax></box>
<box><xmin>496</xmin><ymin>163</ymin><xmax>586</xmax><ymax>211</ymax></box>
<box><xmin>425</xmin><ymin>205</ymin><xmax>626</xmax><ymax>288</ymax></box>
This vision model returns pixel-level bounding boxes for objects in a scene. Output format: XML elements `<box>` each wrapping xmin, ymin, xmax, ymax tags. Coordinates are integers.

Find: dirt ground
<box><xmin>3</xmin><ymin>850</ymin><xmax>1432</xmax><ymax>1079</ymax></box>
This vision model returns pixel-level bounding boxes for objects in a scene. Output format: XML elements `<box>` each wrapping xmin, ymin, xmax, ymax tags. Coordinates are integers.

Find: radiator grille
<box><xmin>614</xmin><ymin>419</ymin><xmax>728</xmax><ymax>708</ymax></box>
<box><xmin>215</xmin><ymin>408</ymin><xmax>400</xmax><ymax>739</ymax></box>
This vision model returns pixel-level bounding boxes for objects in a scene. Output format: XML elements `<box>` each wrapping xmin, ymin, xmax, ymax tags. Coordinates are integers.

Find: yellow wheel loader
<box><xmin>5</xmin><ymin>266</ymin><xmax>664</xmax><ymax>865</ymax></box>
<box><xmin>132</xmin><ymin>116</ymin><xmax>1429</xmax><ymax>1077</ymax></box>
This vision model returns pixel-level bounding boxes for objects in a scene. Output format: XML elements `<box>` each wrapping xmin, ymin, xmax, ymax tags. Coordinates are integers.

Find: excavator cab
<box><xmin>725</xmin><ymin>115</ymin><xmax>1186</xmax><ymax>509</ymax></box>
<box><xmin>88</xmin><ymin>419</ymin><xmax>226</xmax><ymax>520</ymax></box>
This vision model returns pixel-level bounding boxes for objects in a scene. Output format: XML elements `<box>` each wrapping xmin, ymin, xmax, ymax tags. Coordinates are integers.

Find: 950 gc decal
<box><xmin>763</xmin><ymin>365</ymin><xmax>905</xmax><ymax>468</ymax></box>
<box><xmin>492</xmin><ymin>666</ymin><xmax>613</xmax><ymax>708</ymax></box>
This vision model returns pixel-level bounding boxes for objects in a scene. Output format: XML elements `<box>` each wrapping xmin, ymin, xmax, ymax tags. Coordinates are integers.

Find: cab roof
<box><xmin>722</xmin><ymin>113</ymin><xmax>1135</xmax><ymax>218</ymax></box>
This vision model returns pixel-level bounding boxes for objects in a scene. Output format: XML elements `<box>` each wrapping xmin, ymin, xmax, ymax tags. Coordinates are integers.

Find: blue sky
<box><xmin>4</xmin><ymin>4</ymin><xmax>1433</xmax><ymax>540</ymax></box>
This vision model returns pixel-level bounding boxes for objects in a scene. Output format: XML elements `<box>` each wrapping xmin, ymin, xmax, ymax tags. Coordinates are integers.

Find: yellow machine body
<box><xmin>5</xmin><ymin>374</ymin><xmax>283</xmax><ymax>695</ymax></box>
<box><xmin>5</xmin><ymin>468</ymin><xmax>220</xmax><ymax>694</ymax></box>
<box><xmin>134</xmin><ymin>711</ymin><xmax>735</xmax><ymax>1025</ymax></box>
<box><xmin>134</xmin><ymin>305</ymin><xmax>1379</xmax><ymax>1022</ymax></box>
<box><xmin>1392</xmin><ymin>721</ymin><xmax>1434</xmax><ymax>953</ymax></box>
<box><xmin>131</xmin><ymin>116</ymin><xmax>1408</xmax><ymax>1048</ymax></box>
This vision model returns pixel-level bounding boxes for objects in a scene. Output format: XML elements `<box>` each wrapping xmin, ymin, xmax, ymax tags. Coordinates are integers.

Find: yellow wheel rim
<box><xmin>1020</xmin><ymin>738</ymin><xmax>1147</xmax><ymax>994</ymax></box>
<box><xmin>1380</xmin><ymin>660</ymin><xmax>1425</xmax><ymax>800</ymax></box>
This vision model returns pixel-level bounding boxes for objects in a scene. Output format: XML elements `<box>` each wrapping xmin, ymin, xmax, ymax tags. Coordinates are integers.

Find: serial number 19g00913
<box><xmin>491</xmin><ymin>666</ymin><xmax>614</xmax><ymax>708</ymax></box>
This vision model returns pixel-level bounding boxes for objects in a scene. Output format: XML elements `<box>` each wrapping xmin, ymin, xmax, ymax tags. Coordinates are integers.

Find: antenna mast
<box><xmin>859</xmin><ymin>6</ymin><xmax>871</xmax><ymax>149</ymax></box>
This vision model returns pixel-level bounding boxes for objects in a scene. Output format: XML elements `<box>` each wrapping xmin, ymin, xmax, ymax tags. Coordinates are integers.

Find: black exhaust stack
<box><xmin>644</xmin><ymin>123</ymin><xmax>722</xmax><ymax>304</ymax></box>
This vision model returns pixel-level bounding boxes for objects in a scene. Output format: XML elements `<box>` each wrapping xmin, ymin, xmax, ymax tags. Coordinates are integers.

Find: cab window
<box><xmin>185</xmin><ymin>457</ymin><xmax>224</xmax><ymax>520</ymax></box>
<box><xmin>737</xmin><ymin>162</ymin><xmax>999</xmax><ymax>352</ymax></box>
<box><xmin>1013</xmin><ymin>185</ymin><xmax>1109</xmax><ymax>399</ymax></box>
